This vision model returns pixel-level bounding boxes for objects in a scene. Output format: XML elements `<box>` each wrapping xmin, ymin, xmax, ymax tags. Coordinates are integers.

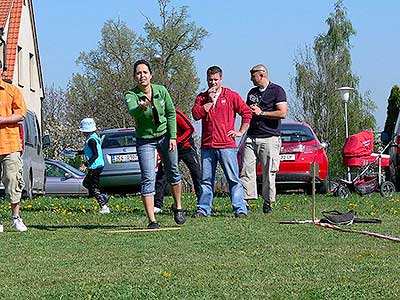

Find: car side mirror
<box><xmin>321</xmin><ymin>141</ymin><xmax>329</xmax><ymax>149</ymax></box>
<box><xmin>42</xmin><ymin>135</ymin><xmax>51</xmax><ymax>149</ymax></box>
<box><xmin>64</xmin><ymin>172</ymin><xmax>73</xmax><ymax>179</ymax></box>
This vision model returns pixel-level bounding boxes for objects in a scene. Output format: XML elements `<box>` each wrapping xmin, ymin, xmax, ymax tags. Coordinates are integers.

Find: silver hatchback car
<box><xmin>99</xmin><ymin>128</ymin><xmax>145</xmax><ymax>193</ymax></box>
<box><xmin>45</xmin><ymin>159</ymin><xmax>88</xmax><ymax>196</ymax></box>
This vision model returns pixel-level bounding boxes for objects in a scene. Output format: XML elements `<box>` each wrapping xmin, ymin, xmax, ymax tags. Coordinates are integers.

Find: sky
<box><xmin>33</xmin><ymin>0</ymin><xmax>400</xmax><ymax>130</ymax></box>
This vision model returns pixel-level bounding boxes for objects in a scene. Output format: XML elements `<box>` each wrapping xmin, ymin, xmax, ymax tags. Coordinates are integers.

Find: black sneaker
<box><xmin>147</xmin><ymin>221</ymin><xmax>160</xmax><ymax>229</ymax></box>
<box><xmin>191</xmin><ymin>211</ymin><xmax>206</xmax><ymax>218</ymax></box>
<box><xmin>235</xmin><ymin>213</ymin><xmax>247</xmax><ymax>218</ymax></box>
<box><xmin>171</xmin><ymin>203</ymin><xmax>186</xmax><ymax>225</ymax></box>
<box><xmin>263</xmin><ymin>203</ymin><xmax>272</xmax><ymax>214</ymax></box>
<box><xmin>99</xmin><ymin>194</ymin><xmax>109</xmax><ymax>206</ymax></box>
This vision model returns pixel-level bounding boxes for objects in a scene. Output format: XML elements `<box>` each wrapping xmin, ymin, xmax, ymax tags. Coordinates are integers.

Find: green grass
<box><xmin>0</xmin><ymin>192</ymin><xmax>399</xmax><ymax>300</ymax></box>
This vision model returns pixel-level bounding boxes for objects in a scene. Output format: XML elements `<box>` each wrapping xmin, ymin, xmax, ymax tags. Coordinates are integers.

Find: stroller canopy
<box><xmin>342</xmin><ymin>130</ymin><xmax>389</xmax><ymax>167</ymax></box>
<box><xmin>342</xmin><ymin>130</ymin><xmax>374</xmax><ymax>158</ymax></box>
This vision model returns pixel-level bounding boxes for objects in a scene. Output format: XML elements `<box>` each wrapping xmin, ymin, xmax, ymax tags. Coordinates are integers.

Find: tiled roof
<box><xmin>0</xmin><ymin>0</ymin><xmax>43</xmax><ymax>91</ymax></box>
<box><xmin>0</xmin><ymin>0</ymin><xmax>13</xmax><ymax>29</ymax></box>
<box><xmin>2</xmin><ymin>0</ymin><xmax>23</xmax><ymax>80</ymax></box>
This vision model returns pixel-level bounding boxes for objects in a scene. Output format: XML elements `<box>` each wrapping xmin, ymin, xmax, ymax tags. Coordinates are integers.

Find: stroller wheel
<box><xmin>380</xmin><ymin>181</ymin><xmax>395</xmax><ymax>198</ymax></box>
<box><xmin>336</xmin><ymin>184</ymin><xmax>350</xmax><ymax>199</ymax></box>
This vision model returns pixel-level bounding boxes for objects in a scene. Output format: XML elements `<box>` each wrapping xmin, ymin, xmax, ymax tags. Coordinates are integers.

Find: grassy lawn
<box><xmin>0</xmin><ymin>192</ymin><xmax>399</xmax><ymax>300</ymax></box>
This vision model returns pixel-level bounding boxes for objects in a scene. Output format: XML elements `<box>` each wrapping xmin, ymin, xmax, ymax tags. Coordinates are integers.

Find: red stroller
<box><xmin>335</xmin><ymin>130</ymin><xmax>395</xmax><ymax>198</ymax></box>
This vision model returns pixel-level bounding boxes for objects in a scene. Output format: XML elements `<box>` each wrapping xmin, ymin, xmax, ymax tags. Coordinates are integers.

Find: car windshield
<box><xmin>51</xmin><ymin>160</ymin><xmax>85</xmax><ymax>176</ymax></box>
<box><xmin>281</xmin><ymin>124</ymin><xmax>315</xmax><ymax>142</ymax></box>
<box><xmin>101</xmin><ymin>131</ymin><xmax>136</xmax><ymax>148</ymax></box>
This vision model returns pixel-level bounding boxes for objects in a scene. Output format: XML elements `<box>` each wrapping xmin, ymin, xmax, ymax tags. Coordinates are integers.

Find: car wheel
<box><xmin>380</xmin><ymin>181</ymin><xmax>395</xmax><ymax>198</ymax></box>
<box><xmin>316</xmin><ymin>180</ymin><xmax>328</xmax><ymax>194</ymax></box>
<box><xmin>335</xmin><ymin>184</ymin><xmax>350</xmax><ymax>199</ymax></box>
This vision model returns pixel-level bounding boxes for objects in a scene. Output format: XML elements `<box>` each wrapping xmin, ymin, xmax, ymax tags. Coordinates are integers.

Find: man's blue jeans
<box><xmin>197</xmin><ymin>148</ymin><xmax>247</xmax><ymax>216</ymax></box>
<box><xmin>136</xmin><ymin>135</ymin><xmax>181</xmax><ymax>196</ymax></box>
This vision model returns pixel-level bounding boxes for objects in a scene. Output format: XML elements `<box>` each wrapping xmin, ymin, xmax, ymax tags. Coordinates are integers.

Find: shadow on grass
<box><xmin>28</xmin><ymin>224</ymin><xmax>135</xmax><ymax>231</ymax></box>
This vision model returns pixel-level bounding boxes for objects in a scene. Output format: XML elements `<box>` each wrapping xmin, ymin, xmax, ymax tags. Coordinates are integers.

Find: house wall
<box><xmin>12</xmin><ymin>0</ymin><xmax>43</xmax><ymax>125</ymax></box>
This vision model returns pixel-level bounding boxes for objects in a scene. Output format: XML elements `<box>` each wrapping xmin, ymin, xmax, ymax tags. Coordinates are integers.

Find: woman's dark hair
<box><xmin>134</xmin><ymin>59</ymin><xmax>152</xmax><ymax>74</ymax></box>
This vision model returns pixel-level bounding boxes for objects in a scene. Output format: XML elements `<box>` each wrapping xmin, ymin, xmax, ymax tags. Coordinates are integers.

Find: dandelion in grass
<box><xmin>162</xmin><ymin>271</ymin><xmax>171</xmax><ymax>278</ymax></box>
<box><xmin>349</xmin><ymin>203</ymin><xmax>358</xmax><ymax>210</ymax></box>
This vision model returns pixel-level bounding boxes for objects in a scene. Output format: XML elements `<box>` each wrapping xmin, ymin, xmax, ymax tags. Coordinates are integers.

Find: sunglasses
<box><xmin>250</xmin><ymin>69</ymin><xmax>266</xmax><ymax>75</ymax></box>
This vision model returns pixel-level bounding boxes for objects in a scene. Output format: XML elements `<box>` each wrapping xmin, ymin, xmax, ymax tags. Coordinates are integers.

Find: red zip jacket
<box><xmin>192</xmin><ymin>87</ymin><xmax>252</xmax><ymax>149</ymax></box>
<box><xmin>176</xmin><ymin>109</ymin><xmax>194</xmax><ymax>149</ymax></box>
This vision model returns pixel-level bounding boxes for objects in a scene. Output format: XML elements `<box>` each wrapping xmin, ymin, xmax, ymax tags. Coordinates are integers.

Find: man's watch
<box><xmin>259</xmin><ymin>111</ymin><xmax>265</xmax><ymax>117</ymax></box>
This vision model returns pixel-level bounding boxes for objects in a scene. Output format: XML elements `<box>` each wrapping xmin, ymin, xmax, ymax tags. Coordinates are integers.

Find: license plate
<box><xmin>280</xmin><ymin>154</ymin><xmax>295</xmax><ymax>161</ymax></box>
<box><xmin>111</xmin><ymin>153</ymin><xmax>138</xmax><ymax>163</ymax></box>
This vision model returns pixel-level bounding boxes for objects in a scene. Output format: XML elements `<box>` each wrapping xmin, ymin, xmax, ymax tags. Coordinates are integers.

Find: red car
<box><xmin>238</xmin><ymin>121</ymin><xmax>329</xmax><ymax>194</ymax></box>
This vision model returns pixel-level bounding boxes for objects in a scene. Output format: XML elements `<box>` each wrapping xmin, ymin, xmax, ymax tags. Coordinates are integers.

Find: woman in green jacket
<box><xmin>125</xmin><ymin>60</ymin><xmax>185</xmax><ymax>229</ymax></box>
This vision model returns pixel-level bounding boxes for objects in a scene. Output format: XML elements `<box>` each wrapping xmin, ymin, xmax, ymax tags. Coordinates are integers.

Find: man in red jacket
<box><xmin>192</xmin><ymin>66</ymin><xmax>252</xmax><ymax>217</ymax></box>
<box><xmin>154</xmin><ymin>109</ymin><xmax>201</xmax><ymax>212</ymax></box>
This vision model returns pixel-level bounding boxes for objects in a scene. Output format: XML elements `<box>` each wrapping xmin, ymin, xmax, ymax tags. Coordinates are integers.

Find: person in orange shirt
<box><xmin>0</xmin><ymin>61</ymin><xmax>28</xmax><ymax>232</ymax></box>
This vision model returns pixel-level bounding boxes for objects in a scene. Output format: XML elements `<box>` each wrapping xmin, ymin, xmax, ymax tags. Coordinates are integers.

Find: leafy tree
<box><xmin>42</xmin><ymin>85</ymin><xmax>83</xmax><ymax>159</ymax></box>
<box><xmin>136</xmin><ymin>0</ymin><xmax>208</xmax><ymax>114</ymax></box>
<box><xmin>383</xmin><ymin>85</ymin><xmax>400</xmax><ymax>140</ymax></box>
<box><xmin>67</xmin><ymin>19</ymin><xmax>139</xmax><ymax>130</ymax></box>
<box><xmin>291</xmin><ymin>0</ymin><xmax>376</xmax><ymax>177</ymax></box>
<box><xmin>66</xmin><ymin>0</ymin><xmax>208</xmax><ymax>129</ymax></box>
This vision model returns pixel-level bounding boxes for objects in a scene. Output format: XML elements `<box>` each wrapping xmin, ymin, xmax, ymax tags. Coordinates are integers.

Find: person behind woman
<box><xmin>125</xmin><ymin>59</ymin><xmax>185</xmax><ymax>229</ymax></box>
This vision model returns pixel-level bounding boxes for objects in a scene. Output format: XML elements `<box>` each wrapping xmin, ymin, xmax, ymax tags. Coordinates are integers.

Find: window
<box><xmin>17</xmin><ymin>46</ymin><xmax>24</xmax><ymax>87</ymax></box>
<box><xmin>102</xmin><ymin>131</ymin><xmax>136</xmax><ymax>148</ymax></box>
<box><xmin>281</xmin><ymin>124</ymin><xmax>315</xmax><ymax>142</ymax></box>
<box><xmin>46</xmin><ymin>164</ymin><xmax>66</xmax><ymax>177</ymax></box>
<box><xmin>29</xmin><ymin>53</ymin><xmax>35</xmax><ymax>91</ymax></box>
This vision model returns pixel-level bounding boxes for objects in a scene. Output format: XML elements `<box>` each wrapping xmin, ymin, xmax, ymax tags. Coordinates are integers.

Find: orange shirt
<box><xmin>0</xmin><ymin>80</ymin><xmax>27</xmax><ymax>155</ymax></box>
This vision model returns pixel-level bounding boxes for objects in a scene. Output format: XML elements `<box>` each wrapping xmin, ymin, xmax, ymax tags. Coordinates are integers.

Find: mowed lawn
<box><xmin>0</xmin><ymin>192</ymin><xmax>399</xmax><ymax>300</ymax></box>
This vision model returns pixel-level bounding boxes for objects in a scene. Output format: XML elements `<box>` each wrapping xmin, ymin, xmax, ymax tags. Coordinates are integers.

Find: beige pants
<box><xmin>0</xmin><ymin>152</ymin><xmax>25</xmax><ymax>204</ymax></box>
<box><xmin>240</xmin><ymin>136</ymin><xmax>281</xmax><ymax>204</ymax></box>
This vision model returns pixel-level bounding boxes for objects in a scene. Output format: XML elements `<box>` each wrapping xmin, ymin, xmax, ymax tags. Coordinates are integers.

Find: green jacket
<box><xmin>125</xmin><ymin>84</ymin><xmax>177</xmax><ymax>139</ymax></box>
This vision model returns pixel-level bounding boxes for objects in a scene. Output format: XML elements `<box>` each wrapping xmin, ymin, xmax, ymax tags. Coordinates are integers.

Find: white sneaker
<box><xmin>100</xmin><ymin>205</ymin><xmax>110</xmax><ymax>214</ymax></box>
<box><xmin>154</xmin><ymin>207</ymin><xmax>162</xmax><ymax>214</ymax></box>
<box><xmin>0</xmin><ymin>223</ymin><xmax>3</xmax><ymax>233</ymax></box>
<box><xmin>12</xmin><ymin>217</ymin><xmax>28</xmax><ymax>232</ymax></box>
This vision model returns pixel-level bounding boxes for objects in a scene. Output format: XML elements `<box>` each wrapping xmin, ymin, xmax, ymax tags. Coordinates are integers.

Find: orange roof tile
<box><xmin>0</xmin><ymin>0</ymin><xmax>13</xmax><ymax>29</ymax></box>
<box><xmin>3</xmin><ymin>0</ymin><xmax>23</xmax><ymax>80</ymax></box>
<box><xmin>1</xmin><ymin>0</ymin><xmax>42</xmax><ymax>91</ymax></box>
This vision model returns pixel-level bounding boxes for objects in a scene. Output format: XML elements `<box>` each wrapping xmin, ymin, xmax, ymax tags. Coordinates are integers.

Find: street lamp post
<box><xmin>338</xmin><ymin>87</ymin><xmax>354</xmax><ymax>181</ymax></box>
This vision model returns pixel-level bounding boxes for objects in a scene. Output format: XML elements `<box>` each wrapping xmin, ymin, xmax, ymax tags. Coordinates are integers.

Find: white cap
<box><xmin>79</xmin><ymin>118</ymin><xmax>97</xmax><ymax>132</ymax></box>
